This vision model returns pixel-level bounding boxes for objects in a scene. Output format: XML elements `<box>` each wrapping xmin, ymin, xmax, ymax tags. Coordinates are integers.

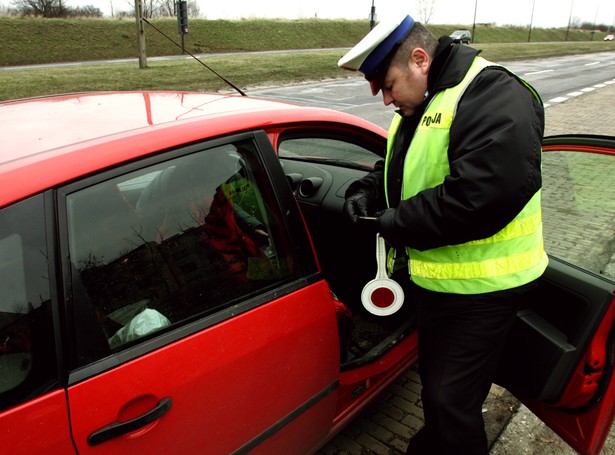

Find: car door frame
<box><xmin>56</xmin><ymin>129</ymin><xmax>342</xmax><ymax>454</ymax></box>
<box><xmin>497</xmin><ymin>135</ymin><xmax>615</xmax><ymax>455</ymax></box>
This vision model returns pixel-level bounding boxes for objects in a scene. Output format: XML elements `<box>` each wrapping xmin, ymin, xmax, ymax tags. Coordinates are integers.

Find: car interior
<box><xmin>277</xmin><ymin>130</ymin><xmax>417</xmax><ymax>369</ymax></box>
<box><xmin>283</xmin><ymin>158</ymin><xmax>418</xmax><ymax>367</ymax></box>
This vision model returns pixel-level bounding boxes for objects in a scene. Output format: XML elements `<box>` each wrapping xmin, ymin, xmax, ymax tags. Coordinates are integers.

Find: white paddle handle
<box><xmin>376</xmin><ymin>234</ymin><xmax>388</xmax><ymax>279</ymax></box>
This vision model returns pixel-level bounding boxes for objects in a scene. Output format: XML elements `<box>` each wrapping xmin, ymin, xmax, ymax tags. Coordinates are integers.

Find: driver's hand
<box><xmin>252</xmin><ymin>228</ymin><xmax>270</xmax><ymax>247</ymax></box>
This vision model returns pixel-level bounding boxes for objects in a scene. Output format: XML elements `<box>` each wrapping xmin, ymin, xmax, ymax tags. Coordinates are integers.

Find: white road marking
<box><xmin>542</xmin><ymin>78</ymin><xmax>614</xmax><ymax>108</ymax></box>
<box><xmin>524</xmin><ymin>69</ymin><xmax>554</xmax><ymax>76</ymax></box>
<box><xmin>548</xmin><ymin>97</ymin><xmax>569</xmax><ymax>104</ymax></box>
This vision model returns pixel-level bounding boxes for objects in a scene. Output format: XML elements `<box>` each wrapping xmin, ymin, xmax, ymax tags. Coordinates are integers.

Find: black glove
<box><xmin>343</xmin><ymin>190</ymin><xmax>372</xmax><ymax>224</ymax></box>
<box><xmin>376</xmin><ymin>208</ymin><xmax>406</xmax><ymax>250</ymax></box>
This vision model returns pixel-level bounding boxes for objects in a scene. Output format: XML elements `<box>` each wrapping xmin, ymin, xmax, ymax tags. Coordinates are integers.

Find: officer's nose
<box><xmin>382</xmin><ymin>89</ymin><xmax>394</xmax><ymax>107</ymax></box>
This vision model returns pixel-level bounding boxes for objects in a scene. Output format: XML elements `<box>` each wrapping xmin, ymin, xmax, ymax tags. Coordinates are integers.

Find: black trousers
<box><xmin>405</xmin><ymin>283</ymin><xmax>532</xmax><ymax>455</ymax></box>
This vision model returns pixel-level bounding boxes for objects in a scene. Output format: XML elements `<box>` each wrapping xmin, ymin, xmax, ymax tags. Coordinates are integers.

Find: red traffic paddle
<box><xmin>361</xmin><ymin>234</ymin><xmax>404</xmax><ymax>316</ymax></box>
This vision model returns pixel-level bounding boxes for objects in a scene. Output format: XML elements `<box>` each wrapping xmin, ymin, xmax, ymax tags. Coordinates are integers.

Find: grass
<box><xmin>471</xmin><ymin>41</ymin><xmax>615</xmax><ymax>61</ymax></box>
<box><xmin>1</xmin><ymin>17</ymin><xmax>614</xmax><ymax>101</ymax></box>
<box><xmin>0</xmin><ymin>50</ymin><xmax>350</xmax><ymax>100</ymax></box>
<box><xmin>1</xmin><ymin>17</ymin><xmax>612</xmax><ymax>66</ymax></box>
<box><xmin>0</xmin><ymin>17</ymin><xmax>375</xmax><ymax>66</ymax></box>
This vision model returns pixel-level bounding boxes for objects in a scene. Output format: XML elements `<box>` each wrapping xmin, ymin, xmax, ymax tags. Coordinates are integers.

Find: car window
<box><xmin>66</xmin><ymin>140</ymin><xmax>299</xmax><ymax>366</ymax></box>
<box><xmin>0</xmin><ymin>195</ymin><xmax>57</xmax><ymax>411</ymax></box>
<box><xmin>278</xmin><ymin>136</ymin><xmax>380</xmax><ymax>169</ymax></box>
<box><xmin>542</xmin><ymin>150</ymin><xmax>615</xmax><ymax>280</ymax></box>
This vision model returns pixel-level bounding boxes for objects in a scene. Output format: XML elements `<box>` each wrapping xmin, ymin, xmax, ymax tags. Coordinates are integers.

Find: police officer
<box><xmin>338</xmin><ymin>14</ymin><xmax>548</xmax><ymax>455</ymax></box>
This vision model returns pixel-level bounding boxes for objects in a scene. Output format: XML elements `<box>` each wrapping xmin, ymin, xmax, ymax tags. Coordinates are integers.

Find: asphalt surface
<box><xmin>311</xmin><ymin>79</ymin><xmax>615</xmax><ymax>455</ymax></box>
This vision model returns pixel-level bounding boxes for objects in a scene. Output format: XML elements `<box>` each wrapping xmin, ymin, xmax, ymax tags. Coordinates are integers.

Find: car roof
<box><xmin>0</xmin><ymin>91</ymin><xmax>384</xmax><ymax>207</ymax></box>
<box><xmin>0</xmin><ymin>91</ymin><xmax>306</xmax><ymax>161</ymax></box>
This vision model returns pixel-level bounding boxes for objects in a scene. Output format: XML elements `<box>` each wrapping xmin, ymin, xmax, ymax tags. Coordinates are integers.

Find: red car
<box><xmin>0</xmin><ymin>91</ymin><xmax>614</xmax><ymax>455</ymax></box>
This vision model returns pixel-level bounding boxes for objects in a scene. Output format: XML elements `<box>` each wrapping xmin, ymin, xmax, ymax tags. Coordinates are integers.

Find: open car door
<box><xmin>495</xmin><ymin>135</ymin><xmax>615</xmax><ymax>455</ymax></box>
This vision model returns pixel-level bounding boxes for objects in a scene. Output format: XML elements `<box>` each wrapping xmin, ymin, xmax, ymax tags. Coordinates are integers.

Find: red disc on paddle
<box><xmin>370</xmin><ymin>287</ymin><xmax>396</xmax><ymax>308</ymax></box>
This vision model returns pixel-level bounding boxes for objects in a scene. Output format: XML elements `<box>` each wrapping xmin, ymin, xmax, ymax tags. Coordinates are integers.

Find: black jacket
<box><xmin>347</xmin><ymin>37</ymin><xmax>545</xmax><ymax>251</ymax></box>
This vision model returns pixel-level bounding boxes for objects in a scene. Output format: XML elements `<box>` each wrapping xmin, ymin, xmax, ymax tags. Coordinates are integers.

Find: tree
<box><xmin>416</xmin><ymin>0</ymin><xmax>437</xmax><ymax>25</ymax></box>
<box><xmin>141</xmin><ymin>0</ymin><xmax>158</xmax><ymax>18</ymax></box>
<box><xmin>12</xmin><ymin>0</ymin><xmax>67</xmax><ymax>17</ymax></box>
<box><xmin>187</xmin><ymin>0</ymin><xmax>199</xmax><ymax>17</ymax></box>
<box><xmin>159</xmin><ymin>0</ymin><xmax>175</xmax><ymax>17</ymax></box>
<box><xmin>144</xmin><ymin>0</ymin><xmax>200</xmax><ymax>18</ymax></box>
<box><xmin>12</xmin><ymin>0</ymin><xmax>104</xmax><ymax>17</ymax></box>
<box><xmin>71</xmin><ymin>5</ymin><xmax>103</xmax><ymax>17</ymax></box>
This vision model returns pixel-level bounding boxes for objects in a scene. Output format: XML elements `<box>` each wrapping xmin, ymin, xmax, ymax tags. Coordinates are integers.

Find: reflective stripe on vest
<box><xmin>384</xmin><ymin>56</ymin><xmax>548</xmax><ymax>294</ymax></box>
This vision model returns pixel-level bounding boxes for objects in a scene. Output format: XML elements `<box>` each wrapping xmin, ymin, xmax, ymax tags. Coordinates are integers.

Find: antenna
<box><xmin>141</xmin><ymin>18</ymin><xmax>247</xmax><ymax>97</ymax></box>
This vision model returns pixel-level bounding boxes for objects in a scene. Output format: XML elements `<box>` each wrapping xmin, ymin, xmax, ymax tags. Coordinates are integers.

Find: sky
<box><xmin>3</xmin><ymin>0</ymin><xmax>615</xmax><ymax>29</ymax></box>
<box><xmin>195</xmin><ymin>0</ymin><xmax>615</xmax><ymax>29</ymax></box>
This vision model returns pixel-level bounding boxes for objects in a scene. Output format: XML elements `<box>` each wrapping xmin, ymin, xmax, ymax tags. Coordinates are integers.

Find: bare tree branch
<box><xmin>416</xmin><ymin>0</ymin><xmax>437</xmax><ymax>25</ymax></box>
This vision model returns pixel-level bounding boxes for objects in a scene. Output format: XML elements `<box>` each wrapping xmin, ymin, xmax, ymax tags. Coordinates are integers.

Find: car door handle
<box><xmin>88</xmin><ymin>397</ymin><xmax>172</xmax><ymax>446</ymax></box>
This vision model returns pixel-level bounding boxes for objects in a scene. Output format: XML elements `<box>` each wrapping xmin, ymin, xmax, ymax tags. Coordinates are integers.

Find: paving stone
<box><xmin>354</xmin><ymin>417</ymin><xmax>394</xmax><ymax>442</ymax></box>
<box><xmin>329</xmin><ymin>434</ymin><xmax>364</xmax><ymax>455</ymax></box>
<box><xmin>371</xmin><ymin>412</ymin><xmax>413</xmax><ymax>439</ymax></box>
<box><xmin>356</xmin><ymin>433</ymin><xmax>392</xmax><ymax>455</ymax></box>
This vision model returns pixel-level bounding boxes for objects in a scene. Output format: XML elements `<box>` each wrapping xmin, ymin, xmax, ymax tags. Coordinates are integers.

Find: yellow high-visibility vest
<box><xmin>385</xmin><ymin>56</ymin><xmax>548</xmax><ymax>294</ymax></box>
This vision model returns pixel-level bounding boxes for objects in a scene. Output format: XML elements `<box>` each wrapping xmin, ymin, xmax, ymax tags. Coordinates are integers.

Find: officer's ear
<box><xmin>408</xmin><ymin>48</ymin><xmax>430</xmax><ymax>75</ymax></box>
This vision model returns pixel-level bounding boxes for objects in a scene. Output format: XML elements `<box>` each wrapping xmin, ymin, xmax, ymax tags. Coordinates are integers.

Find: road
<box><xmin>510</xmin><ymin>52</ymin><xmax>615</xmax><ymax>103</ymax></box>
<box><xmin>250</xmin><ymin>51</ymin><xmax>615</xmax><ymax>131</ymax></box>
<box><xmin>0</xmin><ymin>48</ymin><xmax>346</xmax><ymax>72</ymax></box>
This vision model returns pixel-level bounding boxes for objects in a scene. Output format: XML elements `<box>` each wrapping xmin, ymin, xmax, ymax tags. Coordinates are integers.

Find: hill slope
<box><xmin>0</xmin><ymin>17</ymin><xmax>610</xmax><ymax>66</ymax></box>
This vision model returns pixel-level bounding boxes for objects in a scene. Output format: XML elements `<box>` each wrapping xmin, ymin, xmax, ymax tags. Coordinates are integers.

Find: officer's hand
<box><xmin>376</xmin><ymin>208</ymin><xmax>406</xmax><ymax>250</ymax></box>
<box><xmin>343</xmin><ymin>191</ymin><xmax>371</xmax><ymax>224</ymax></box>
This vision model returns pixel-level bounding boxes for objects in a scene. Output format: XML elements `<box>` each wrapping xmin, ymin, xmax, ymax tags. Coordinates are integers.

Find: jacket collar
<box><xmin>427</xmin><ymin>36</ymin><xmax>481</xmax><ymax>96</ymax></box>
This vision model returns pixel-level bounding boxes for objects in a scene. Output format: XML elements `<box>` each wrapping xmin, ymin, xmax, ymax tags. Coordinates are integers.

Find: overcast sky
<box><xmin>198</xmin><ymin>0</ymin><xmax>615</xmax><ymax>29</ymax></box>
<box><xmin>3</xmin><ymin>0</ymin><xmax>615</xmax><ymax>29</ymax></box>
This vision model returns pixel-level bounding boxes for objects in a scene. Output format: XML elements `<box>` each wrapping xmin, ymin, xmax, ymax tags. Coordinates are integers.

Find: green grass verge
<box><xmin>1</xmin><ymin>17</ymin><xmax>614</xmax><ymax>102</ymax></box>
<box><xmin>0</xmin><ymin>50</ymin><xmax>349</xmax><ymax>101</ymax></box>
<box><xmin>1</xmin><ymin>17</ymin><xmax>612</xmax><ymax>66</ymax></box>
